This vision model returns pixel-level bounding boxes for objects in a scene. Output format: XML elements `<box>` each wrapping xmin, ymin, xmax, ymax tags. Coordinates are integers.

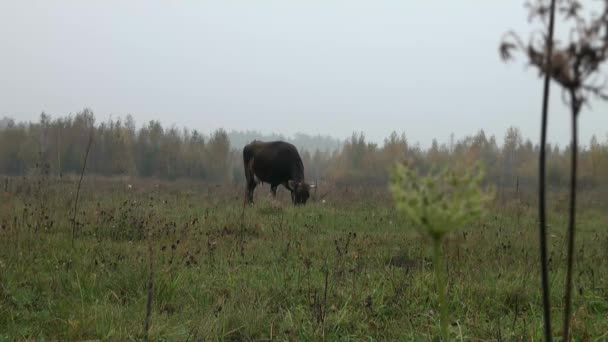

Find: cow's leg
<box><xmin>271</xmin><ymin>184</ymin><xmax>278</xmax><ymax>198</ymax></box>
<box><xmin>246</xmin><ymin>181</ymin><xmax>257</xmax><ymax>204</ymax></box>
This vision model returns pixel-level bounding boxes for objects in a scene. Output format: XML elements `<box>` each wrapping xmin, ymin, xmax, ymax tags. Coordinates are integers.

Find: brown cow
<box><xmin>243</xmin><ymin>140</ymin><xmax>315</xmax><ymax>205</ymax></box>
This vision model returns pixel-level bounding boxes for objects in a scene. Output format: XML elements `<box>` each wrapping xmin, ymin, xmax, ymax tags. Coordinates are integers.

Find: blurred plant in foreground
<box><xmin>390</xmin><ymin>163</ymin><xmax>493</xmax><ymax>341</ymax></box>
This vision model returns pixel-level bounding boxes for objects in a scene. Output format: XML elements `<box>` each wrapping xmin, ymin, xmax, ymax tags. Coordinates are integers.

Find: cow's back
<box><xmin>243</xmin><ymin>141</ymin><xmax>304</xmax><ymax>183</ymax></box>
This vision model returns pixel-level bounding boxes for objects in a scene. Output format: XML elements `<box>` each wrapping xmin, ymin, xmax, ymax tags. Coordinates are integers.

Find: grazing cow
<box><xmin>243</xmin><ymin>140</ymin><xmax>315</xmax><ymax>205</ymax></box>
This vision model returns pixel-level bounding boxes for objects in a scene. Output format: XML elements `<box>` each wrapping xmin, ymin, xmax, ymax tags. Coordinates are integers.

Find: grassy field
<box><xmin>0</xmin><ymin>177</ymin><xmax>607</xmax><ymax>341</ymax></box>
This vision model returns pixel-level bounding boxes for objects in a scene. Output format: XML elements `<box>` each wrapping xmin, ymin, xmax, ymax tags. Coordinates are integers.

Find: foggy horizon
<box><xmin>2</xmin><ymin>1</ymin><xmax>607</xmax><ymax>149</ymax></box>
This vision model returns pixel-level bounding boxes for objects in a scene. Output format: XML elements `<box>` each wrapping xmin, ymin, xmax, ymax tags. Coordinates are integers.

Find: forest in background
<box><xmin>1</xmin><ymin>109</ymin><xmax>607</xmax><ymax>191</ymax></box>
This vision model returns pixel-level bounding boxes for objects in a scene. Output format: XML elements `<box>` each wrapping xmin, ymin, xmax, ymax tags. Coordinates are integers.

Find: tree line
<box><xmin>1</xmin><ymin>109</ymin><xmax>607</xmax><ymax>191</ymax></box>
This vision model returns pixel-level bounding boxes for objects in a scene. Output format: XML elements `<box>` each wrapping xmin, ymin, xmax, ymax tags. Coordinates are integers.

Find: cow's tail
<box><xmin>243</xmin><ymin>144</ymin><xmax>259</xmax><ymax>205</ymax></box>
<box><xmin>243</xmin><ymin>145</ymin><xmax>254</xmax><ymax>184</ymax></box>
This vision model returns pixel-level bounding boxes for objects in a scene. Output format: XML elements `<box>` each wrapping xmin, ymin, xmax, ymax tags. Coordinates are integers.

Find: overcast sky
<box><xmin>1</xmin><ymin>0</ymin><xmax>606</xmax><ymax>148</ymax></box>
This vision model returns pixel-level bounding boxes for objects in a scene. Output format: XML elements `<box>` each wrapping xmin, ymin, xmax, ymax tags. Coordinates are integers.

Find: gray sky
<box><xmin>1</xmin><ymin>0</ymin><xmax>606</xmax><ymax>148</ymax></box>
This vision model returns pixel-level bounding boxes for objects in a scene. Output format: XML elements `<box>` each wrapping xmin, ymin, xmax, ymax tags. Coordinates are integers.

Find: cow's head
<box><xmin>288</xmin><ymin>180</ymin><xmax>316</xmax><ymax>205</ymax></box>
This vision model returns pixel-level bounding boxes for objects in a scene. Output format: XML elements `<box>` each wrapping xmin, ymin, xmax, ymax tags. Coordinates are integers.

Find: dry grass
<box><xmin>0</xmin><ymin>177</ymin><xmax>606</xmax><ymax>340</ymax></box>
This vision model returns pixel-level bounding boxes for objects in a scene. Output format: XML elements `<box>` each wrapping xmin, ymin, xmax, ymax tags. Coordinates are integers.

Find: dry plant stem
<box><xmin>71</xmin><ymin>128</ymin><xmax>93</xmax><ymax>247</ymax></box>
<box><xmin>240</xmin><ymin>200</ymin><xmax>246</xmax><ymax>258</ymax></box>
<box><xmin>537</xmin><ymin>0</ymin><xmax>557</xmax><ymax>341</ymax></box>
<box><xmin>322</xmin><ymin>267</ymin><xmax>329</xmax><ymax>338</ymax></box>
<box><xmin>433</xmin><ymin>238</ymin><xmax>448</xmax><ymax>341</ymax></box>
<box><xmin>57</xmin><ymin>126</ymin><xmax>61</xmax><ymax>177</ymax></box>
<box><xmin>563</xmin><ymin>90</ymin><xmax>579</xmax><ymax>342</ymax></box>
<box><xmin>144</xmin><ymin>239</ymin><xmax>154</xmax><ymax>342</ymax></box>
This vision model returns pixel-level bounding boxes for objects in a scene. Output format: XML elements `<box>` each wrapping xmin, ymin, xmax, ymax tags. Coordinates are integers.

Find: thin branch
<box><xmin>582</xmin><ymin>84</ymin><xmax>608</xmax><ymax>100</ymax></box>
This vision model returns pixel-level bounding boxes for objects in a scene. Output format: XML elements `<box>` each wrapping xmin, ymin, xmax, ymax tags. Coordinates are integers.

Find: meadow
<box><xmin>0</xmin><ymin>176</ymin><xmax>607</xmax><ymax>341</ymax></box>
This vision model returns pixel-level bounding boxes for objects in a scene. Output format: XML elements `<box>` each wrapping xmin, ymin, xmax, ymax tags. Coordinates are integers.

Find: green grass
<box><xmin>0</xmin><ymin>179</ymin><xmax>607</xmax><ymax>340</ymax></box>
